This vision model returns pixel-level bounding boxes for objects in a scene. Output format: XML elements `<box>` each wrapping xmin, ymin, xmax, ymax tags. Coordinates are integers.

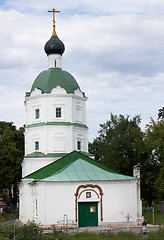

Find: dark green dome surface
<box><xmin>44</xmin><ymin>35</ymin><xmax>65</xmax><ymax>55</ymax></box>
<box><xmin>31</xmin><ymin>68</ymin><xmax>80</xmax><ymax>94</ymax></box>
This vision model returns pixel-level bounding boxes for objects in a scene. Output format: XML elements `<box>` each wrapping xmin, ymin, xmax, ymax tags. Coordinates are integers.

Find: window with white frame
<box><xmin>56</xmin><ymin>107</ymin><xmax>61</xmax><ymax>118</ymax></box>
<box><xmin>35</xmin><ymin>109</ymin><xmax>40</xmax><ymax>119</ymax></box>
<box><xmin>77</xmin><ymin>140</ymin><xmax>81</xmax><ymax>151</ymax></box>
<box><xmin>33</xmin><ymin>198</ymin><xmax>38</xmax><ymax>217</ymax></box>
<box><xmin>35</xmin><ymin>141</ymin><xmax>39</xmax><ymax>151</ymax></box>
<box><xmin>77</xmin><ymin>134</ymin><xmax>83</xmax><ymax>151</ymax></box>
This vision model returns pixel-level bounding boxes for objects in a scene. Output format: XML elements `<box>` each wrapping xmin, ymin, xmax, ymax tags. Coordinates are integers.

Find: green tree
<box><xmin>0</xmin><ymin>122</ymin><xmax>24</xmax><ymax>208</ymax></box>
<box><xmin>143</xmin><ymin>118</ymin><xmax>164</xmax><ymax>204</ymax></box>
<box><xmin>158</xmin><ymin>107</ymin><xmax>164</xmax><ymax>120</ymax></box>
<box><xmin>89</xmin><ymin>112</ymin><xmax>164</xmax><ymax>206</ymax></box>
<box><xmin>89</xmin><ymin>113</ymin><xmax>145</xmax><ymax>176</ymax></box>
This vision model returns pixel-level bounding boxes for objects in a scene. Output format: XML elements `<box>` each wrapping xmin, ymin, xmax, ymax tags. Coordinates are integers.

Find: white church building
<box><xmin>19</xmin><ymin>9</ymin><xmax>142</xmax><ymax>227</ymax></box>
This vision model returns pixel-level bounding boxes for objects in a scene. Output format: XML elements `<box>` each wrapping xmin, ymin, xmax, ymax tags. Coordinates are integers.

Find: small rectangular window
<box><xmin>56</xmin><ymin>108</ymin><xmax>61</xmax><ymax>118</ymax></box>
<box><xmin>35</xmin><ymin>141</ymin><xmax>39</xmax><ymax>151</ymax></box>
<box><xmin>86</xmin><ymin>192</ymin><xmax>91</xmax><ymax>198</ymax></box>
<box><xmin>35</xmin><ymin>109</ymin><xmax>40</xmax><ymax>119</ymax></box>
<box><xmin>90</xmin><ymin>206</ymin><xmax>96</xmax><ymax>213</ymax></box>
<box><xmin>77</xmin><ymin>141</ymin><xmax>81</xmax><ymax>151</ymax></box>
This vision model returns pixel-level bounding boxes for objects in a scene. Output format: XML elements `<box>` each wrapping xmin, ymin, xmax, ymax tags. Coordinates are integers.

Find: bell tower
<box><xmin>22</xmin><ymin>9</ymin><xmax>88</xmax><ymax>177</ymax></box>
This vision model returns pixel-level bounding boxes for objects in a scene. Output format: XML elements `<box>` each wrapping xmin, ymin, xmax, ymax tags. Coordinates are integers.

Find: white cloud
<box><xmin>0</xmin><ymin>1</ymin><xmax>164</xmax><ymax>141</ymax></box>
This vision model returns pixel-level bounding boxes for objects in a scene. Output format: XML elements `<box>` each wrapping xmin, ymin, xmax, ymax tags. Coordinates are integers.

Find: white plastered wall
<box><xmin>22</xmin><ymin>156</ymin><xmax>59</xmax><ymax>178</ymax></box>
<box><xmin>24</xmin><ymin>89</ymin><xmax>88</xmax><ymax>157</ymax></box>
<box><xmin>25</xmin><ymin>125</ymin><xmax>88</xmax><ymax>155</ymax></box>
<box><xmin>25</xmin><ymin>90</ymin><xmax>87</xmax><ymax>125</ymax></box>
<box><xmin>19</xmin><ymin>179</ymin><xmax>142</xmax><ymax>226</ymax></box>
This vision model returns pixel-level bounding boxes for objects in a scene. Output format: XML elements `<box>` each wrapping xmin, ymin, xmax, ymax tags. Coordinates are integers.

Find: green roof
<box><xmin>30</xmin><ymin>68</ymin><xmax>84</xmax><ymax>95</ymax></box>
<box><xmin>24</xmin><ymin>151</ymin><xmax>136</xmax><ymax>182</ymax></box>
<box><xmin>26</xmin><ymin>122</ymin><xmax>88</xmax><ymax>129</ymax></box>
<box><xmin>25</xmin><ymin>151</ymin><xmax>93</xmax><ymax>158</ymax></box>
<box><xmin>25</xmin><ymin>152</ymin><xmax>67</xmax><ymax>158</ymax></box>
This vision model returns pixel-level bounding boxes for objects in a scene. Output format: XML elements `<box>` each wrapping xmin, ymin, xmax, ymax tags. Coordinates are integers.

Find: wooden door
<box><xmin>78</xmin><ymin>202</ymin><xmax>98</xmax><ymax>227</ymax></box>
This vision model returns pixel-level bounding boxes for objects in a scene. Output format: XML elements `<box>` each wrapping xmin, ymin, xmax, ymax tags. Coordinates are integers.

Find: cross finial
<box><xmin>48</xmin><ymin>8</ymin><xmax>60</xmax><ymax>36</ymax></box>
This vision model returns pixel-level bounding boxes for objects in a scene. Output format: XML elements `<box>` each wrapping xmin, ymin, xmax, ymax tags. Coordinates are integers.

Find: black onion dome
<box><xmin>44</xmin><ymin>35</ymin><xmax>65</xmax><ymax>55</ymax></box>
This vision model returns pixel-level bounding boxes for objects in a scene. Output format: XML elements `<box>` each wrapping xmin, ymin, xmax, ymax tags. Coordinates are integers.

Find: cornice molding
<box><xmin>25</xmin><ymin>92</ymin><xmax>87</xmax><ymax>101</ymax></box>
<box><xmin>26</xmin><ymin>122</ymin><xmax>88</xmax><ymax>129</ymax></box>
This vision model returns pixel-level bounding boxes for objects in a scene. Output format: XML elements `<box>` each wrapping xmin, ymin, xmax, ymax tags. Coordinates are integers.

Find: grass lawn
<box><xmin>0</xmin><ymin>212</ymin><xmax>163</xmax><ymax>239</ymax></box>
<box><xmin>43</xmin><ymin>230</ymin><xmax>164</xmax><ymax>240</ymax></box>
<box><xmin>0</xmin><ymin>224</ymin><xmax>163</xmax><ymax>240</ymax></box>
<box><xmin>0</xmin><ymin>231</ymin><xmax>163</xmax><ymax>240</ymax></box>
<box><xmin>143</xmin><ymin>211</ymin><xmax>164</xmax><ymax>225</ymax></box>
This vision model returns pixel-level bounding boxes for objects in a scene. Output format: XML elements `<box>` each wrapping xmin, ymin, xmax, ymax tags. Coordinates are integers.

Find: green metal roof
<box><xmin>30</xmin><ymin>68</ymin><xmax>84</xmax><ymax>95</ymax></box>
<box><xmin>24</xmin><ymin>151</ymin><xmax>136</xmax><ymax>182</ymax></box>
<box><xmin>25</xmin><ymin>152</ymin><xmax>67</xmax><ymax>158</ymax></box>
<box><xmin>25</xmin><ymin>151</ymin><xmax>93</xmax><ymax>158</ymax></box>
<box><xmin>26</xmin><ymin>122</ymin><xmax>88</xmax><ymax>129</ymax></box>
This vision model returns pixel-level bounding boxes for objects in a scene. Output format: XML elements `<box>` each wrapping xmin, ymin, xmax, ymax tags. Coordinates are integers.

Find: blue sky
<box><xmin>0</xmin><ymin>0</ymin><xmax>164</xmax><ymax>141</ymax></box>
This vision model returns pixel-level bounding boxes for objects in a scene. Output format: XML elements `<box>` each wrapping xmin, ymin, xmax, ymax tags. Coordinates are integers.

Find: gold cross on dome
<box><xmin>48</xmin><ymin>8</ymin><xmax>60</xmax><ymax>36</ymax></box>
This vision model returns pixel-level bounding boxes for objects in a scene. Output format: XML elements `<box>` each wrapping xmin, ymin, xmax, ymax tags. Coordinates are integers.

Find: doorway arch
<box><xmin>74</xmin><ymin>184</ymin><xmax>103</xmax><ymax>224</ymax></box>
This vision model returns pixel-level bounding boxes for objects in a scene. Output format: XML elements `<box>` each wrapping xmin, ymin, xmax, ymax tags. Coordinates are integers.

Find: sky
<box><xmin>0</xmin><ymin>0</ymin><xmax>164</xmax><ymax>141</ymax></box>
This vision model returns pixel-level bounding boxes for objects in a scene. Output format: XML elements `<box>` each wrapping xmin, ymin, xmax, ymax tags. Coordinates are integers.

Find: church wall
<box><xmin>72</xmin><ymin>127</ymin><xmax>88</xmax><ymax>152</ymax></box>
<box><xmin>22</xmin><ymin>157</ymin><xmax>58</xmax><ymax>178</ymax></box>
<box><xmin>19</xmin><ymin>179</ymin><xmax>141</xmax><ymax>226</ymax></box>
<box><xmin>72</xmin><ymin>97</ymin><xmax>87</xmax><ymax>124</ymax></box>
<box><xmin>38</xmin><ymin>182</ymin><xmax>76</xmax><ymax>225</ymax></box>
<box><xmin>25</xmin><ymin>125</ymin><xmax>88</xmax><ymax>156</ymax></box>
<box><xmin>19</xmin><ymin>180</ymin><xmax>34</xmax><ymax>223</ymax></box>
<box><xmin>101</xmin><ymin>180</ymin><xmax>138</xmax><ymax>223</ymax></box>
<box><xmin>48</xmin><ymin>54</ymin><xmax>62</xmax><ymax>68</ymax></box>
<box><xmin>25</xmin><ymin>93</ymin><xmax>87</xmax><ymax>126</ymax></box>
<box><xmin>24</xmin><ymin>92</ymin><xmax>88</xmax><ymax>158</ymax></box>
